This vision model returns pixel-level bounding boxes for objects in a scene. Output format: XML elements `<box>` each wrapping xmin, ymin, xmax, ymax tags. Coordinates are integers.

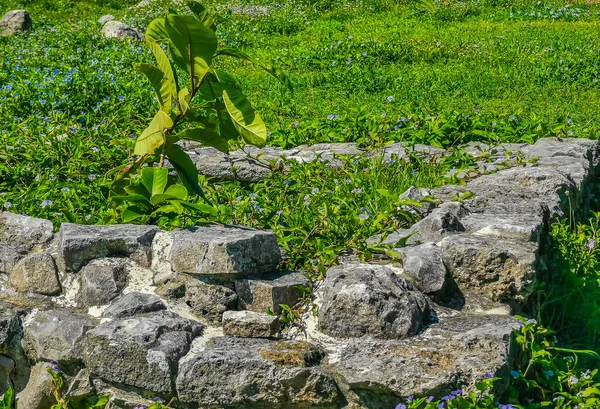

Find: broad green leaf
<box><xmin>216</xmin><ymin>48</ymin><xmax>293</xmax><ymax>92</ymax></box>
<box><xmin>222</xmin><ymin>85</ymin><xmax>267</xmax><ymax>147</ymax></box>
<box><xmin>141</xmin><ymin>167</ymin><xmax>169</xmax><ymax>197</ymax></box>
<box><xmin>187</xmin><ymin>1</ymin><xmax>217</xmax><ymax>30</ymax></box>
<box><xmin>147</xmin><ymin>41</ymin><xmax>178</xmax><ymax>111</ymax></box>
<box><xmin>123</xmin><ymin>206</ymin><xmax>146</xmax><ymax>223</ymax></box>
<box><xmin>178</xmin><ymin>87</ymin><xmax>190</xmax><ymax>116</ymax></box>
<box><xmin>151</xmin><ymin>204</ymin><xmax>181</xmax><ymax>216</ymax></box>
<box><xmin>110</xmin><ymin>194</ymin><xmax>149</xmax><ymax>203</ymax></box>
<box><xmin>179</xmin><ymin>200</ymin><xmax>217</xmax><ymax>215</ymax></box>
<box><xmin>135</xmin><ymin>63</ymin><xmax>172</xmax><ymax>113</ymax></box>
<box><xmin>165</xmin><ymin>15</ymin><xmax>217</xmax><ymax>87</ymax></box>
<box><xmin>124</xmin><ymin>183</ymin><xmax>152</xmax><ymax>201</ymax></box>
<box><xmin>165</xmin><ymin>143</ymin><xmax>209</xmax><ymax>202</ymax></box>
<box><xmin>150</xmin><ymin>194</ymin><xmax>179</xmax><ymax>206</ymax></box>
<box><xmin>165</xmin><ymin>184</ymin><xmax>188</xmax><ymax>200</ymax></box>
<box><xmin>145</xmin><ymin>17</ymin><xmax>169</xmax><ymax>44</ymax></box>
<box><xmin>134</xmin><ymin>110</ymin><xmax>173</xmax><ymax>156</ymax></box>
<box><xmin>177</xmin><ymin>127</ymin><xmax>229</xmax><ymax>153</ymax></box>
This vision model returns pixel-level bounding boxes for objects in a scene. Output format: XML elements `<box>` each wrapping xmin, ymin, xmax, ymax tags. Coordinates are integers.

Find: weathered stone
<box><xmin>15</xmin><ymin>362</ymin><xmax>54</xmax><ymax>409</ymax></box>
<box><xmin>0</xmin><ymin>10</ymin><xmax>32</xmax><ymax>36</ymax></box>
<box><xmin>185</xmin><ymin>281</ymin><xmax>238</xmax><ymax>324</ymax></box>
<box><xmin>23</xmin><ymin>310</ymin><xmax>94</xmax><ymax>365</ymax></box>
<box><xmin>169</xmin><ymin>225</ymin><xmax>281</xmax><ymax>276</ymax></box>
<box><xmin>318</xmin><ymin>264</ymin><xmax>430</xmax><ymax>339</ymax></box>
<box><xmin>101</xmin><ymin>21</ymin><xmax>144</xmax><ymax>41</ymax></box>
<box><xmin>59</xmin><ymin>223</ymin><xmax>157</xmax><ymax>272</ymax></box>
<box><xmin>102</xmin><ymin>291</ymin><xmax>165</xmax><ymax>318</ymax></box>
<box><xmin>8</xmin><ymin>252</ymin><xmax>61</xmax><ymax>295</ymax></box>
<box><xmin>186</xmin><ymin>146</ymin><xmax>276</xmax><ymax>182</ymax></box>
<box><xmin>98</xmin><ymin>14</ymin><xmax>114</xmax><ymax>25</ymax></box>
<box><xmin>0</xmin><ymin>303</ymin><xmax>22</xmax><ymax>354</ymax></box>
<box><xmin>398</xmin><ymin>243</ymin><xmax>448</xmax><ymax>294</ymax></box>
<box><xmin>441</xmin><ymin>234</ymin><xmax>537</xmax><ymax>304</ymax></box>
<box><xmin>327</xmin><ymin>314</ymin><xmax>518</xmax><ymax>405</ymax></box>
<box><xmin>222</xmin><ymin>311</ymin><xmax>279</xmax><ymax>338</ymax></box>
<box><xmin>0</xmin><ymin>212</ymin><xmax>53</xmax><ymax>274</ymax></box>
<box><xmin>176</xmin><ymin>337</ymin><xmax>338</xmax><ymax>408</ymax></box>
<box><xmin>235</xmin><ymin>271</ymin><xmax>308</xmax><ymax>314</ymax></box>
<box><xmin>81</xmin><ymin>311</ymin><xmax>202</xmax><ymax>395</ymax></box>
<box><xmin>64</xmin><ymin>368</ymin><xmax>95</xmax><ymax>400</ymax></box>
<box><xmin>0</xmin><ymin>355</ymin><xmax>14</xmax><ymax>395</ymax></box>
<box><xmin>406</xmin><ymin>202</ymin><xmax>467</xmax><ymax>244</ymax></box>
<box><xmin>79</xmin><ymin>258</ymin><xmax>127</xmax><ymax>307</ymax></box>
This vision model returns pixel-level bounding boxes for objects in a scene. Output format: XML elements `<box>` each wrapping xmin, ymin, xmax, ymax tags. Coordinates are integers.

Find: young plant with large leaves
<box><xmin>107</xmin><ymin>1</ymin><xmax>289</xmax><ymax>224</ymax></box>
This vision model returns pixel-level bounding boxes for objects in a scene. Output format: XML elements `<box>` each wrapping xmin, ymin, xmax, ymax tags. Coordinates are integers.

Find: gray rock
<box><xmin>102</xmin><ymin>292</ymin><xmax>166</xmax><ymax>318</ymax></box>
<box><xmin>328</xmin><ymin>314</ymin><xmax>518</xmax><ymax>403</ymax></box>
<box><xmin>64</xmin><ymin>368</ymin><xmax>95</xmax><ymax>400</ymax></box>
<box><xmin>176</xmin><ymin>337</ymin><xmax>338</xmax><ymax>408</ymax></box>
<box><xmin>0</xmin><ymin>355</ymin><xmax>14</xmax><ymax>395</ymax></box>
<box><xmin>318</xmin><ymin>264</ymin><xmax>430</xmax><ymax>339</ymax></box>
<box><xmin>59</xmin><ymin>223</ymin><xmax>157</xmax><ymax>272</ymax></box>
<box><xmin>98</xmin><ymin>14</ymin><xmax>114</xmax><ymax>25</ymax></box>
<box><xmin>235</xmin><ymin>271</ymin><xmax>309</xmax><ymax>314</ymax></box>
<box><xmin>184</xmin><ymin>281</ymin><xmax>238</xmax><ymax>324</ymax></box>
<box><xmin>0</xmin><ymin>302</ymin><xmax>22</xmax><ymax>355</ymax></box>
<box><xmin>0</xmin><ymin>212</ymin><xmax>53</xmax><ymax>274</ymax></box>
<box><xmin>169</xmin><ymin>225</ymin><xmax>281</xmax><ymax>276</ymax></box>
<box><xmin>398</xmin><ymin>243</ymin><xmax>448</xmax><ymax>294</ymax></box>
<box><xmin>8</xmin><ymin>252</ymin><xmax>61</xmax><ymax>295</ymax></box>
<box><xmin>101</xmin><ymin>21</ymin><xmax>144</xmax><ymax>41</ymax></box>
<box><xmin>222</xmin><ymin>311</ymin><xmax>279</xmax><ymax>338</ymax></box>
<box><xmin>441</xmin><ymin>234</ymin><xmax>537</xmax><ymax>305</ymax></box>
<box><xmin>81</xmin><ymin>311</ymin><xmax>202</xmax><ymax>395</ymax></box>
<box><xmin>406</xmin><ymin>201</ymin><xmax>467</xmax><ymax>244</ymax></box>
<box><xmin>0</xmin><ymin>10</ymin><xmax>32</xmax><ymax>36</ymax></box>
<box><xmin>15</xmin><ymin>362</ymin><xmax>54</xmax><ymax>409</ymax></box>
<box><xmin>398</xmin><ymin>186</ymin><xmax>435</xmax><ymax>216</ymax></box>
<box><xmin>23</xmin><ymin>310</ymin><xmax>94</xmax><ymax>364</ymax></box>
<box><xmin>186</xmin><ymin>146</ymin><xmax>276</xmax><ymax>182</ymax></box>
<box><xmin>79</xmin><ymin>258</ymin><xmax>127</xmax><ymax>307</ymax></box>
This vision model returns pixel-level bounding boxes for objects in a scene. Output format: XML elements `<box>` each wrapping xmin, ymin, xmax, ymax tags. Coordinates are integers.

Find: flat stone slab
<box><xmin>327</xmin><ymin>314</ymin><xmax>518</xmax><ymax>404</ymax></box>
<box><xmin>235</xmin><ymin>271</ymin><xmax>309</xmax><ymax>314</ymax></box>
<box><xmin>8</xmin><ymin>252</ymin><xmax>61</xmax><ymax>295</ymax></box>
<box><xmin>222</xmin><ymin>310</ymin><xmax>279</xmax><ymax>338</ymax></box>
<box><xmin>23</xmin><ymin>309</ymin><xmax>94</xmax><ymax>365</ymax></box>
<box><xmin>102</xmin><ymin>291</ymin><xmax>166</xmax><ymax>318</ymax></box>
<box><xmin>176</xmin><ymin>337</ymin><xmax>338</xmax><ymax>408</ymax></box>
<box><xmin>81</xmin><ymin>311</ymin><xmax>202</xmax><ymax>395</ymax></box>
<box><xmin>58</xmin><ymin>223</ymin><xmax>157</xmax><ymax>272</ymax></box>
<box><xmin>169</xmin><ymin>225</ymin><xmax>281</xmax><ymax>276</ymax></box>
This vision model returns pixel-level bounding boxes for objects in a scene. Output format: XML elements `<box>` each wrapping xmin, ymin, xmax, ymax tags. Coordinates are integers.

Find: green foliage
<box><xmin>104</xmin><ymin>167</ymin><xmax>216</xmax><ymax>228</ymax></box>
<box><xmin>0</xmin><ymin>387</ymin><xmax>13</xmax><ymax>409</ymax></box>
<box><xmin>541</xmin><ymin>211</ymin><xmax>600</xmax><ymax>349</ymax></box>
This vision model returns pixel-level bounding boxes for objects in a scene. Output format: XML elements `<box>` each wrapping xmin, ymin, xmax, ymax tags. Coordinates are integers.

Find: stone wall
<box><xmin>0</xmin><ymin>137</ymin><xmax>598</xmax><ymax>409</ymax></box>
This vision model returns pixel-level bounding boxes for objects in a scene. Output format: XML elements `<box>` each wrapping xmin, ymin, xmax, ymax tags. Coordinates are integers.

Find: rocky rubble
<box><xmin>0</xmin><ymin>137</ymin><xmax>598</xmax><ymax>408</ymax></box>
<box><xmin>0</xmin><ymin>10</ymin><xmax>31</xmax><ymax>36</ymax></box>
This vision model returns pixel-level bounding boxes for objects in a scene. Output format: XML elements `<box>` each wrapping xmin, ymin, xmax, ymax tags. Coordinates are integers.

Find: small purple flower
<box><xmin>327</xmin><ymin>114</ymin><xmax>339</xmax><ymax>120</ymax></box>
<box><xmin>359</xmin><ymin>213</ymin><xmax>369</xmax><ymax>220</ymax></box>
<box><xmin>395</xmin><ymin>404</ymin><xmax>406</xmax><ymax>409</ymax></box>
<box><xmin>544</xmin><ymin>370</ymin><xmax>555</xmax><ymax>377</ymax></box>
<box><xmin>437</xmin><ymin>403</ymin><xmax>445</xmax><ymax>409</ymax></box>
<box><xmin>510</xmin><ymin>370</ymin><xmax>520</xmax><ymax>378</ymax></box>
<box><xmin>587</xmin><ymin>238</ymin><xmax>596</xmax><ymax>249</ymax></box>
<box><xmin>283</xmin><ymin>179</ymin><xmax>292</xmax><ymax>185</ymax></box>
<box><xmin>3</xmin><ymin>202</ymin><xmax>12</xmax><ymax>208</ymax></box>
<box><xmin>441</xmin><ymin>395</ymin><xmax>453</xmax><ymax>401</ymax></box>
<box><xmin>451</xmin><ymin>389</ymin><xmax>463</xmax><ymax>396</ymax></box>
<box><xmin>525</xmin><ymin>318</ymin><xmax>537</xmax><ymax>325</ymax></box>
<box><xmin>509</xmin><ymin>115</ymin><xmax>517</xmax><ymax>121</ymax></box>
<box><xmin>311</xmin><ymin>187</ymin><xmax>319</xmax><ymax>195</ymax></box>
<box><xmin>292</xmin><ymin>121</ymin><xmax>299</xmax><ymax>127</ymax></box>
<box><xmin>569</xmin><ymin>376</ymin><xmax>579</xmax><ymax>384</ymax></box>
<box><xmin>407</xmin><ymin>395</ymin><xmax>414</xmax><ymax>402</ymax></box>
<box><xmin>427</xmin><ymin>396</ymin><xmax>434</xmax><ymax>402</ymax></box>
<box><xmin>276</xmin><ymin>210</ymin><xmax>284</xmax><ymax>215</ymax></box>
<box><xmin>484</xmin><ymin>373</ymin><xmax>494</xmax><ymax>379</ymax></box>
<box><xmin>387</xmin><ymin>96</ymin><xmax>393</xmax><ymax>102</ymax></box>
<box><xmin>153</xmin><ymin>397</ymin><xmax>166</xmax><ymax>403</ymax></box>
<box><xmin>351</xmin><ymin>188</ymin><xmax>363</xmax><ymax>194</ymax></box>
<box><xmin>40</xmin><ymin>200</ymin><xmax>53</xmax><ymax>208</ymax></box>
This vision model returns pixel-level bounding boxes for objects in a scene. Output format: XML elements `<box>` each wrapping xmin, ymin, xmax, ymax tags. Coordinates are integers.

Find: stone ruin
<box><xmin>0</xmin><ymin>137</ymin><xmax>598</xmax><ymax>409</ymax></box>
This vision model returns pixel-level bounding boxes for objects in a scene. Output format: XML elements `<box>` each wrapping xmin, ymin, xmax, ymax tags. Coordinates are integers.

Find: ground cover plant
<box><xmin>2</xmin><ymin>0</ymin><xmax>600</xmax><ymax>408</ymax></box>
